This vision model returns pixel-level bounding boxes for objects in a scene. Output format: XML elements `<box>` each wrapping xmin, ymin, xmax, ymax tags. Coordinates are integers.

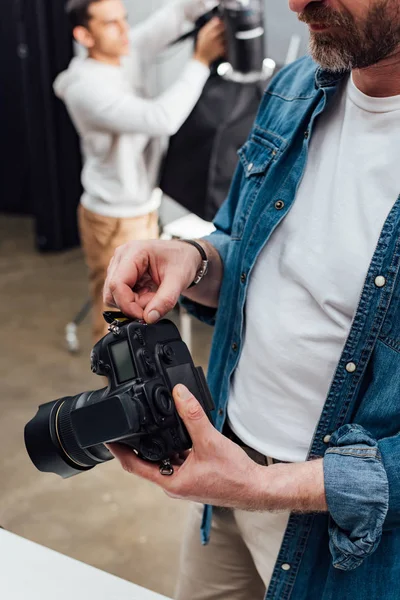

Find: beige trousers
<box><xmin>78</xmin><ymin>205</ymin><xmax>159</xmax><ymax>344</ymax></box>
<box><xmin>175</xmin><ymin>503</ymin><xmax>290</xmax><ymax>600</ymax></box>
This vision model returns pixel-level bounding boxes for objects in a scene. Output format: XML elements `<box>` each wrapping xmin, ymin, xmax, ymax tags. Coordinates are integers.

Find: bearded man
<box><xmin>103</xmin><ymin>1</ymin><xmax>400</xmax><ymax>598</ymax></box>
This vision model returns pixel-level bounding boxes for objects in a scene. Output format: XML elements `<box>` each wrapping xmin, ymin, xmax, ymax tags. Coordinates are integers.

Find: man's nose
<box><xmin>289</xmin><ymin>0</ymin><xmax>323</xmax><ymax>13</ymax></box>
<box><xmin>120</xmin><ymin>19</ymin><xmax>129</xmax><ymax>34</ymax></box>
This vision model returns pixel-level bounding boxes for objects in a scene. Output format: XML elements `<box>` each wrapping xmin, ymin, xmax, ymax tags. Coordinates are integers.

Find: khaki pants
<box><xmin>175</xmin><ymin>503</ymin><xmax>290</xmax><ymax>600</ymax></box>
<box><xmin>78</xmin><ymin>205</ymin><xmax>159</xmax><ymax>344</ymax></box>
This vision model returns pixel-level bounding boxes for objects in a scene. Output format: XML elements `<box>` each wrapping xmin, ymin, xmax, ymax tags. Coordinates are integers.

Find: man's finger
<box><xmin>106</xmin><ymin>282</ymin><xmax>145</xmax><ymax>320</ymax></box>
<box><xmin>136</xmin><ymin>291</ymin><xmax>156</xmax><ymax>309</ymax></box>
<box><xmin>173</xmin><ymin>385</ymin><xmax>214</xmax><ymax>444</ymax></box>
<box><xmin>107</xmin><ymin>443</ymin><xmax>164</xmax><ymax>483</ymax></box>
<box><xmin>208</xmin><ymin>17</ymin><xmax>223</xmax><ymax>28</ymax></box>
<box><xmin>143</xmin><ymin>275</ymin><xmax>184</xmax><ymax>324</ymax></box>
<box><xmin>103</xmin><ymin>291</ymin><xmax>118</xmax><ymax>308</ymax></box>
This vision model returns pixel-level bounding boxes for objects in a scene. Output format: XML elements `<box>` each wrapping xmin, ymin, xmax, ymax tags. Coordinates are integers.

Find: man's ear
<box><xmin>73</xmin><ymin>25</ymin><xmax>95</xmax><ymax>49</ymax></box>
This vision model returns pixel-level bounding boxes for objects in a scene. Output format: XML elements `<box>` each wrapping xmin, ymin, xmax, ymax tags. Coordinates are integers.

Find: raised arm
<box><xmin>129</xmin><ymin>0</ymin><xmax>218</xmax><ymax>59</ymax></box>
<box><xmin>70</xmin><ymin>59</ymin><xmax>209</xmax><ymax>136</ymax></box>
<box><xmin>69</xmin><ymin>18</ymin><xmax>224</xmax><ymax>137</ymax></box>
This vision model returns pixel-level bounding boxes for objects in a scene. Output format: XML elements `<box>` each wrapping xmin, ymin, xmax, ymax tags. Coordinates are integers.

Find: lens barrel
<box><xmin>24</xmin><ymin>395</ymin><xmax>112</xmax><ymax>479</ymax></box>
<box><xmin>57</xmin><ymin>400</ymin><xmax>100</xmax><ymax>468</ymax></box>
<box><xmin>24</xmin><ymin>399</ymin><xmax>91</xmax><ymax>478</ymax></box>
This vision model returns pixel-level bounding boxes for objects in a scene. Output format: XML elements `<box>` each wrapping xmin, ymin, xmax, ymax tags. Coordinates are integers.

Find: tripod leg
<box><xmin>65</xmin><ymin>300</ymin><xmax>92</xmax><ymax>353</ymax></box>
<box><xmin>74</xmin><ymin>299</ymin><xmax>92</xmax><ymax>326</ymax></box>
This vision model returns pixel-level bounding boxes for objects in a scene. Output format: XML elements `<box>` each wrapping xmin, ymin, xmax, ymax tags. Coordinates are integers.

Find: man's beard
<box><xmin>298</xmin><ymin>0</ymin><xmax>400</xmax><ymax>72</ymax></box>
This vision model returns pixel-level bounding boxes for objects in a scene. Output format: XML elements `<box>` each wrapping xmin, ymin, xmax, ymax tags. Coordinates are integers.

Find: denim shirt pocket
<box><xmin>232</xmin><ymin>131</ymin><xmax>281</xmax><ymax>240</ymax></box>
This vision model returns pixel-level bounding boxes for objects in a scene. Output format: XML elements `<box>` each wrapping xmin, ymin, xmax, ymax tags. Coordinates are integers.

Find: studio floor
<box><xmin>0</xmin><ymin>215</ymin><xmax>214</xmax><ymax>598</ymax></box>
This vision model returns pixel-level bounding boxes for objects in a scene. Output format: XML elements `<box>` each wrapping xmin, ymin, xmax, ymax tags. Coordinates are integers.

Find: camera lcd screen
<box><xmin>110</xmin><ymin>340</ymin><xmax>136</xmax><ymax>383</ymax></box>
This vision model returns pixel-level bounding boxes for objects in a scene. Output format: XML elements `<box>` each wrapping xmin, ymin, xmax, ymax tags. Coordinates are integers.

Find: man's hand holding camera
<box><xmin>107</xmin><ymin>383</ymin><xmax>327</xmax><ymax>512</ymax></box>
<box><xmin>104</xmin><ymin>240</ymin><xmax>327</xmax><ymax>514</ymax></box>
<box><xmin>107</xmin><ymin>384</ymin><xmax>266</xmax><ymax>510</ymax></box>
<box><xmin>194</xmin><ymin>17</ymin><xmax>226</xmax><ymax>68</ymax></box>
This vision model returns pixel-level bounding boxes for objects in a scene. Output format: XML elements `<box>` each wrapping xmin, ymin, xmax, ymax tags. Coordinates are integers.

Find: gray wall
<box><xmin>265</xmin><ymin>0</ymin><xmax>309</xmax><ymax>64</ymax></box>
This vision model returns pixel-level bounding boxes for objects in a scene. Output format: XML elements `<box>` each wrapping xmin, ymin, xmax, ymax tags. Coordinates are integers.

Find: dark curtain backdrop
<box><xmin>0</xmin><ymin>0</ymin><xmax>82</xmax><ymax>251</ymax></box>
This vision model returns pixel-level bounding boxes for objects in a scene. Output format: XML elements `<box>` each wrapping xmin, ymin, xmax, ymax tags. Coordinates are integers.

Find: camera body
<box><xmin>24</xmin><ymin>315</ymin><xmax>214</xmax><ymax>478</ymax></box>
<box><xmin>86</xmin><ymin>315</ymin><xmax>214</xmax><ymax>461</ymax></box>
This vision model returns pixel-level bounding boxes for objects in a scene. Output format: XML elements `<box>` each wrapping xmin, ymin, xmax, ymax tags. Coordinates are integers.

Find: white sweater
<box><xmin>53</xmin><ymin>0</ymin><xmax>213</xmax><ymax>218</ymax></box>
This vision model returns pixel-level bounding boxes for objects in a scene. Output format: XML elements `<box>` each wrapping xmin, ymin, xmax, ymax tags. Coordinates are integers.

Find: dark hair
<box><xmin>66</xmin><ymin>0</ymin><xmax>102</xmax><ymax>28</ymax></box>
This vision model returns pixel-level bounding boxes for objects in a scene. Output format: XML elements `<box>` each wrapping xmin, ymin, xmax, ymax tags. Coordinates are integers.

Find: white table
<box><xmin>0</xmin><ymin>529</ymin><xmax>171</xmax><ymax>600</ymax></box>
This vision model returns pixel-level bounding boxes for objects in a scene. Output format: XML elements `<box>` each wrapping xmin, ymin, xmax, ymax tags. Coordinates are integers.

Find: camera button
<box><xmin>134</xmin><ymin>328</ymin><xmax>146</xmax><ymax>346</ymax></box>
<box><xmin>140</xmin><ymin>350</ymin><xmax>156</xmax><ymax>376</ymax></box>
<box><xmin>139</xmin><ymin>437</ymin><xmax>165</xmax><ymax>462</ymax></box>
<box><xmin>161</xmin><ymin>345</ymin><xmax>175</xmax><ymax>363</ymax></box>
<box><xmin>90</xmin><ymin>351</ymin><xmax>99</xmax><ymax>373</ymax></box>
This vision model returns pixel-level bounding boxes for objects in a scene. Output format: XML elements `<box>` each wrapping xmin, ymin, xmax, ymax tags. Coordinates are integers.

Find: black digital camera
<box><xmin>24</xmin><ymin>313</ymin><xmax>215</xmax><ymax>479</ymax></box>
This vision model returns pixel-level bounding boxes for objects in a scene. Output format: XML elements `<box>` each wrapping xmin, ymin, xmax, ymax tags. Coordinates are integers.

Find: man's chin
<box><xmin>309</xmin><ymin>38</ymin><xmax>352</xmax><ymax>71</ymax></box>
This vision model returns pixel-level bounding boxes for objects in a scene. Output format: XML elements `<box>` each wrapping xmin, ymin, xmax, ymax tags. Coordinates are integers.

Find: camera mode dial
<box><xmin>90</xmin><ymin>351</ymin><xmax>109</xmax><ymax>376</ymax></box>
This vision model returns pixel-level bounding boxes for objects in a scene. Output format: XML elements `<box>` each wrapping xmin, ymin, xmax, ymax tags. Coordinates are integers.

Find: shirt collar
<box><xmin>315</xmin><ymin>66</ymin><xmax>349</xmax><ymax>88</ymax></box>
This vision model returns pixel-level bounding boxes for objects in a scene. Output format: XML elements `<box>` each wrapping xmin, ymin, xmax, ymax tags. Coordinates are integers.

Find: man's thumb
<box><xmin>173</xmin><ymin>385</ymin><xmax>211</xmax><ymax>441</ymax></box>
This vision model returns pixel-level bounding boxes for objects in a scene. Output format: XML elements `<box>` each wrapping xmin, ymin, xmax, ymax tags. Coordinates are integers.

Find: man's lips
<box><xmin>308</xmin><ymin>22</ymin><xmax>332</xmax><ymax>32</ymax></box>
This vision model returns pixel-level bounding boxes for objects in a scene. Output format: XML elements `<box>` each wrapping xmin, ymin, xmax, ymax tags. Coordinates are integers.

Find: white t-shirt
<box><xmin>228</xmin><ymin>75</ymin><xmax>400</xmax><ymax>463</ymax></box>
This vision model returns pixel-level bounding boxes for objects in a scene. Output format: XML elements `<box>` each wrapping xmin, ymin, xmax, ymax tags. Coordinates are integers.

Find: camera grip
<box><xmin>196</xmin><ymin>367</ymin><xmax>215</xmax><ymax>418</ymax></box>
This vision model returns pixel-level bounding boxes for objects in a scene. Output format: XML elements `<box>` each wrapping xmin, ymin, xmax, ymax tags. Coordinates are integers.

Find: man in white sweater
<box><xmin>54</xmin><ymin>0</ymin><xmax>224</xmax><ymax>342</ymax></box>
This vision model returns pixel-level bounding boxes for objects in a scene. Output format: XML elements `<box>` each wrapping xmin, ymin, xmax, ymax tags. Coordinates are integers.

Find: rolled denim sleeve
<box><xmin>324</xmin><ymin>424</ymin><xmax>389</xmax><ymax>571</ymax></box>
<box><xmin>179</xmin><ymin>295</ymin><xmax>218</xmax><ymax>327</ymax></box>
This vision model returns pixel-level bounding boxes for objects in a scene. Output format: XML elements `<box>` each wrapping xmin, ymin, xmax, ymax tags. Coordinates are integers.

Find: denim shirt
<box><xmin>181</xmin><ymin>56</ymin><xmax>400</xmax><ymax>599</ymax></box>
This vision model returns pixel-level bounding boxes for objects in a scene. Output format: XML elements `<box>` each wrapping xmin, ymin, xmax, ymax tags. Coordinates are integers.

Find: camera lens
<box><xmin>24</xmin><ymin>394</ymin><xmax>113</xmax><ymax>479</ymax></box>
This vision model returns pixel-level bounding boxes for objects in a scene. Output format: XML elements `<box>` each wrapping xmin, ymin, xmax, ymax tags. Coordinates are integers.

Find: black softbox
<box><xmin>160</xmin><ymin>0</ymin><xmax>268</xmax><ymax>222</ymax></box>
<box><xmin>160</xmin><ymin>74</ymin><xmax>264</xmax><ymax>222</ymax></box>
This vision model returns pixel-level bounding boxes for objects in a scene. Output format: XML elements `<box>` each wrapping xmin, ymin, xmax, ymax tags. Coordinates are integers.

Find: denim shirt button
<box><xmin>281</xmin><ymin>563</ymin><xmax>291</xmax><ymax>571</ymax></box>
<box><xmin>218</xmin><ymin>408</ymin><xmax>224</xmax><ymax>417</ymax></box>
<box><xmin>247</xmin><ymin>162</ymin><xmax>254</xmax><ymax>172</ymax></box>
<box><xmin>345</xmin><ymin>362</ymin><xmax>357</xmax><ymax>373</ymax></box>
<box><xmin>304</xmin><ymin>130</ymin><xmax>309</xmax><ymax>139</ymax></box>
<box><xmin>275</xmin><ymin>200</ymin><xmax>285</xmax><ymax>210</ymax></box>
<box><xmin>323</xmin><ymin>434</ymin><xmax>332</xmax><ymax>444</ymax></box>
<box><xmin>375</xmin><ymin>275</ymin><xmax>386</xmax><ymax>288</ymax></box>
<box><xmin>232</xmin><ymin>343</ymin><xmax>238</xmax><ymax>352</ymax></box>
